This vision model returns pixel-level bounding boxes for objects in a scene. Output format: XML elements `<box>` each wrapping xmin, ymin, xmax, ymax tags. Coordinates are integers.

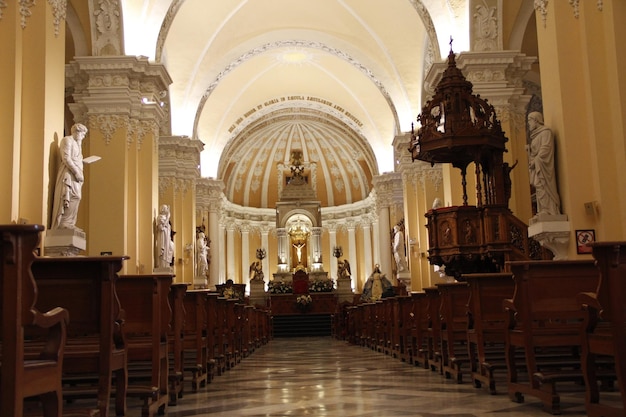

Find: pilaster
<box><xmin>65</xmin><ymin>55</ymin><xmax>171</xmax><ymax>272</ymax></box>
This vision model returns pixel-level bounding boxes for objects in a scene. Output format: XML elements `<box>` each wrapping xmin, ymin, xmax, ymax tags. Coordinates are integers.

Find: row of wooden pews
<box><xmin>0</xmin><ymin>224</ymin><xmax>272</xmax><ymax>417</ymax></box>
<box><xmin>341</xmin><ymin>244</ymin><xmax>626</xmax><ymax>415</ymax></box>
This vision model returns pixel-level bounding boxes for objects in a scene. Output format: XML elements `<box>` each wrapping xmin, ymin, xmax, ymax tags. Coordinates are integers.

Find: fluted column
<box><xmin>0</xmin><ymin>1</ymin><xmax>65</xmax><ymax>225</ymax></box>
<box><xmin>197</xmin><ymin>178</ymin><xmax>224</xmax><ymax>288</ymax></box>
<box><xmin>226</xmin><ymin>223</ymin><xmax>236</xmax><ymax>282</ymax></box>
<box><xmin>241</xmin><ymin>223</ymin><xmax>251</xmax><ymax>291</ymax></box>
<box><xmin>260</xmin><ymin>225</ymin><xmax>270</xmax><ymax>279</ymax></box>
<box><xmin>372</xmin><ymin>173</ymin><xmax>403</xmax><ymax>278</ymax></box>
<box><xmin>218</xmin><ymin>223</ymin><xmax>226</xmax><ymax>285</ymax></box>
<box><xmin>361</xmin><ymin>222</ymin><xmax>373</xmax><ymax>280</ymax></box>
<box><xmin>347</xmin><ymin>223</ymin><xmax>357</xmax><ymax>291</ymax></box>
<box><xmin>276</xmin><ymin>228</ymin><xmax>288</xmax><ymax>272</ymax></box>
<box><xmin>327</xmin><ymin>223</ymin><xmax>338</xmax><ymax>278</ymax></box>
<box><xmin>311</xmin><ymin>226</ymin><xmax>323</xmax><ymax>270</ymax></box>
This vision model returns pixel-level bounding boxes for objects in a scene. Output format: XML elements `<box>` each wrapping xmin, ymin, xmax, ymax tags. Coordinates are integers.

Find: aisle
<box><xmin>125</xmin><ymin>337</ymin><xmax>590</xmax><ymax>417</ymax></box>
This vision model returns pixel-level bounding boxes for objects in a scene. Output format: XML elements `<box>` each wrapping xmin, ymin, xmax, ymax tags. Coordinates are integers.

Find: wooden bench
<box><xmin>1</xmin><ymin>224</ymin><xmax>70</xmax><ymax>417</ymax></box>
<box><xmin>411</xmin><ymin>292</ymin><xmax>430</xmax><ymax>368</ymax></box>
<box><xmin>464</xmin><ymin>272</ymin><xmax>515</xmax><ymax>394</ymax></box>
<box><xmin>579</xmin><ymin>241</ymin><xmax>626</xmax><ymax>417</ymax></box>
<box><xmin>180</xmin><ymin>289</ymin><xmax>210</xmax><ymax>390</ymax></box>
<box><xmin>424</xmin><ymin>286</ymin><xmax>443</xmax><ymax>374</ymax></box>
<box><xmin>504</xmin><ymin>260</ymin><xmax>602</xmax><ymax>414</ymax></box>
<box><xmin>31</xmin><ymin>255</ymin><xmax>129</xmax><ymax>417</ymax></box>
<box><xmin>437</xmin><ymin>282</ymin><xmax>470</xmax><ymax>383</ymax></box>
<box><xmin>167</xmin><ymin>283</ymin><xmax>187</xmax><ymax>405</ymax></box>
<box><xmin>117</xmin><ymin>274</ymin><xmax>173</xmax><ymax>417</ymax></box>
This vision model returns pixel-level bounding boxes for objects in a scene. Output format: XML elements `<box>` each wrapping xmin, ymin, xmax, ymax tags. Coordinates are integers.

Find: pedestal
<box><xmin>335</xmin><ymin>276</ymin><xmax>354</xmax><ymax>304</ymax></box>
<box><xmin>249</xmin><ymin>278</ymin><xmax>268</xmax><ymax>308</ymax></box>
<box><xmin>528</xmin><ymin>214</ymin><xmax>570</xmax><ymax>260</ymax></box>
<box><xmin>44</xmin><ymin>228</ymin><xmax>86</xmax><ymax>256</ymax></box>
<box><xmin>194</xmin><ymin>275</ymin><xmax>208</xmax><ymax>289</ymax></box>
<box><xmin>396</xmin><ymin>270</ymin><xmax>411</xmax><ymax>292</ymax></box>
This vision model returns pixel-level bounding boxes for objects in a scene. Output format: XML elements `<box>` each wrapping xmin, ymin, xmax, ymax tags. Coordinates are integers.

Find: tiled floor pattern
<box><xmin>116</xmin><ymin>337</ymin><xmax>615</xmax><ymax>416</ymax></box>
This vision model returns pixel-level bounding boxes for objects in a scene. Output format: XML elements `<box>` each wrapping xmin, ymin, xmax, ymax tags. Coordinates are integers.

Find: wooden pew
<box><xmin>1</xmin><ymin>224</ymin><xmax>69</xmax><ymax>417</ymax></box>
<box><xmin>395</xmin><ymin>295</ymin><xmax>413</xmax><ymax>362</ymax></box>
<box><xmin>411</xmin><ymin>292</ymin><xmax>430</xmax><ymax>369</ymax></box>
<box><xmin>31</xmin><ymin>255</ymin><xmax>129</xmax><ymax>417</ymax></box>
<box><xmin>579</xmin><ymin>242</ymin><xmax>626</xmax><ymax>417</ymax></box>
<box><xmin>437</xmin><ymin>281</ymin><xmax>470</xmax><ymax>383</ymax></box>
<box><xmin>117</xmin><ymin>274</ymin><xmax>173</xmax><ymax>417</ymax></box>
<box><xmin>504</xmin><ymin>260</ymin><xmax>603</xmax><ymax>414</ymax></box>
<box><xmin>464</xmin><ymin>272</ymin><xmax>515</xmax><ymax>394</ymax></box>
<box><xmin>180</xmin><ymin>289</ymin><xmax>210</xmax><ymax>390</ymax></box>
<box><xmin>424</xmin><ymin>287</ymin><xmax>442</xmax><ymax>374</ymax></box>
<box><xmin>167</xmin><ymin>283</ymin><xmax>187</xmax><ymax>405</ymax></box>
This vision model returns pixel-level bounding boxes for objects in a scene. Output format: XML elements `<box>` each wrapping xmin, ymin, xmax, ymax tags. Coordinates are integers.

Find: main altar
<box><xmin>248</xmin><ymin>150</ymin><xmax>352</xmax><ymax>317</ymax></box>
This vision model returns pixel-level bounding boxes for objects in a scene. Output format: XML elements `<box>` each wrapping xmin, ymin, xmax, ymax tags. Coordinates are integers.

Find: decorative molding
<box><xmin>155</xmin><ymin>0</ymin><xmax>184</xmax><ymax>62</ymax></box>
<box><xmin>569</xmin><ymin>0</ymin><xmax>604</xmax><ymax>18</ymax></box>
<box><xmin>48</xmin><ymin>0</ymin><xmax>67</xmax><ymax>37</ymax></box>
<box><xmin>19</xmin><ymin>0</ymin><xmax>36</xmax><ymax>29</ymax></box>
<box><xmin>534</xmin><ymin>0</ymin><xmax>548</xmax><ymax>28</ymax></box>
<box><xmin>90</xmin><ymin>0</ymin><xmax>123</xmax><ymax>56</ymax></box>
<box><xmin>88</xmin><ymin>114</ymin><xmax>127</xmax><ymax>145</ymax></box>
<box><xmin>0</xmin><ymin>1</ymin><xmax>6</xmax><ymax>20</ymax></box>
<box><xmin>473</xmin><ymin>0</ymin><xmax>498</xmax><ymax>52</ymax></box>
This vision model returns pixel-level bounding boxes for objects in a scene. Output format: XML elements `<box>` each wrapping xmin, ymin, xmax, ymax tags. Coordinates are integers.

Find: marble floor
<box><xmin>104</xmin><ymin>336</ymin><xmax>620</xmax><ymax>417</ymax></box>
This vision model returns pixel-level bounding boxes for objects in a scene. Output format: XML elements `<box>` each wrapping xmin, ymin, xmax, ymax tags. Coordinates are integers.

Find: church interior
<box><xmin>1</xmin><ymin>0</ymin><xmax>625</xmax><ymax>416</ymax></box>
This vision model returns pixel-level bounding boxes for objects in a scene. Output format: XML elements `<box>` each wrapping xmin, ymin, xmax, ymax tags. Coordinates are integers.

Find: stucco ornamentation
<box><xmin>534</xmin><ymin>0</ymin><xmax>548</xmax><ymax>28</ymax></box>
<box><xmin>48</xmin><ymin>0</ymin><xmax>67</xmax><ymax>37</ymax></box>
<box><xmin>473</xmin><ymin>1</ymin><xmax>498</xmax><ymax>51</ymax></box>
<box><xmin>19</xmin><ymin>0</ymin><xmax>36</xmax><ymax>29</ymax></box>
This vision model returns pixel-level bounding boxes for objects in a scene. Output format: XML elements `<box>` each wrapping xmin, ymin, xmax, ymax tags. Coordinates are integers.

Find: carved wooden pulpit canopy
<box><xmin>409</xmin><ymin>48</ymin><xmax>543</xmax><ymax>279</ymax></box>
<box><xmin>409</xmin><ymin>48</ymin><xmax>508</xmax><ymax>207</ymax></box>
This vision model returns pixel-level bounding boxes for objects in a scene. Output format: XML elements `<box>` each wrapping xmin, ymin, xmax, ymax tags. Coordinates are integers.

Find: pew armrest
<box><xmin>31</xmin><ymin>306</ymin><xmax>70</xmax><ymax>361</ymax></box>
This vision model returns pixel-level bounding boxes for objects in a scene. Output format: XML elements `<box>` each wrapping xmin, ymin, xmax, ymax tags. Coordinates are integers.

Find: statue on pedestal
<box><xmin>155</xmin><ymin>204</ymin><xmax>174</xmax><ymax>269</ymax></box>
<box><xmin>196</xmin><ymin>232</ymin><xmax>209</xmax><ymax>278</ymax></box>
<box><xmin>51</xmin><ymin>123</ymin><xmax>88</xmax><ymax>230</ymax></box>
<box><xmin>361</xmin><ymin>264</ymin><xmax>394</xmax><ymax>302</ymax></box>
<box><xmin>527</xmin><ymin>111</ymin><xmax>561</xmax><ymax>216</ymax></box>
<box><xmin>393</xmin><ymin>225</ymin><xmax>408</xmax><ymax>272</ymax></box>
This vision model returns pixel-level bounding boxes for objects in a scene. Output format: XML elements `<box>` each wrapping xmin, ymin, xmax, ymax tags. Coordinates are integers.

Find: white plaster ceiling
<box><xmin>121</xmin><ymin>0</ymin><xmax>467</xmax><ymax>208</ymax></box>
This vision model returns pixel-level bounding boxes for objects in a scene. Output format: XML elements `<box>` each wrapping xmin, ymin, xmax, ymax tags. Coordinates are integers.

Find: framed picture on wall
<box><xmin>575</xmin><ymin>229</ymin><xmax>595</xmax><ymax>254</ymax></box>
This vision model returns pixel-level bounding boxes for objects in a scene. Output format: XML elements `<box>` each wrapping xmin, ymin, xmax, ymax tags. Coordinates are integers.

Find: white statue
<box><xmin>527</xmin><ymin>112</ymin><xmax>561</xmax><ymax>216</ymax></box>
<box><xmin>196</xmin><ymin>232</ymin><xmax>209</xmax><ymax>277</ymax></box>
<box><xmin>432</xmin><ymin>197</ymin><xmax>443</xmax><ymax>210</ymax></box>
<box><xmin>155</xmin><ymin>204</ymin><xmax>174</xmax><ymax>269</ymax></box>
<box><xmin>51</xmin><ymin>123</ymin><xmax>88</xmax><ymax>230</ymax></box>
<box><xmin>393</xmin><ymin>225</ymin><xmax>408</xmax><ymax>272</ymax></box>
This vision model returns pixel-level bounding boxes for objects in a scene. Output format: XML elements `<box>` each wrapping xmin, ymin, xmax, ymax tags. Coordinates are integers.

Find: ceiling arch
<box><xmin>118</xmin><ymin>0</ymin><xmax>472</xmax><ymax>209</ymax></box>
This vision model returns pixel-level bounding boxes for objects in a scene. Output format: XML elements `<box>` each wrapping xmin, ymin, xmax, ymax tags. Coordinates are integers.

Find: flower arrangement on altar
<box><xmin>267</xmin><ymin>280</ymin><xmax>293</xmax><ymax>294</ymax></box>
<box><xmin>309</xmin><ymin>279</ymin><xmax>335</xmax><ymax>292</ymax></box>
<box><xmin>296</xmin><ymin>294</ymin><xmax>312</xmax><ymax>307</ymax></box>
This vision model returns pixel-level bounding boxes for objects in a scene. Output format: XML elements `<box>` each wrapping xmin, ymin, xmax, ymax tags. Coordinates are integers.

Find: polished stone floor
<box><xmin>118</xmin><ymin>337</ymin><xmax>611</xmax><ymax>416</ymax></box>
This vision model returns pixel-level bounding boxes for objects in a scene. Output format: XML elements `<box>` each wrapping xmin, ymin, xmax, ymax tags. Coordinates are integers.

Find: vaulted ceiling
<box><xmin>115</xmin><ymin>0</ymin><xmax>468</xmax><ymax>208</ymax></box>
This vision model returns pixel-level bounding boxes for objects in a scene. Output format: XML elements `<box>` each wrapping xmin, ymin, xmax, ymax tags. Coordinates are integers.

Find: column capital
<box><xmin>372</xmin><ymin>172</ymin><xmax>403</xmax><ymax>209</ymax></box>
<box><xmin>66</xmin><ymin>55</ymin><xmax>172</xmax><ymax>125</ymax></box>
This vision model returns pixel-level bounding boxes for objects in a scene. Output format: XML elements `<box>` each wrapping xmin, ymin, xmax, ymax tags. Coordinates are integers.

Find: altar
<box><xmin>269</xmin><ymin>292</ymin><xmax>338</xmax><ymax>316</ymax></box>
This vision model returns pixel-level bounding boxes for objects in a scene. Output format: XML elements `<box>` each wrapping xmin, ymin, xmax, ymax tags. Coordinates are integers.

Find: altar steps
<box><xmin>272</xmin><ymin>314</ymin><xmax>332</xmax><ymax>338</ymax></box>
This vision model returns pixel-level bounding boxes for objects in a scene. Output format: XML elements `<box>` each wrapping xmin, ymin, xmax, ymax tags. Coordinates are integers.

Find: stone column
<box><xmin>276</xmin><ymin>228</ymin><xmax>288</xmax><ymax>272</ymax></box>
<box><xmin>218</xmin><ymin>223</ymin><xmax>226</xmax><ymax>286</ymax></box>
<box><xmin>64</xmin><ymin>56</ymin><xmax>171</xmax><ymax>270</ymax></box>
<box><xmin>361</xmin><ymin>222</ymin><xmax>373</xmax><ymax>280</ymax></box>
<box><xmin>197</xmin><ymin>178</ymin><xmax>224</xmax><ymax>289</ymax></box>
<box><xmin>372</xmin><ymin>173</ymin><xmax>403</xmax><ymax>279</ymax></box>
<box><xmin>311</xmin><ymin>227</ymin><xmax>323</xmax><ymax>271</ymax></box>
<box><xmin>0</xmin><ymin>1</ymin><xmax>65</xmax><ymax>225</ymax></box>
<box><xmin>241</xmin><ymin>222</ymin><xmax>251</xmax><ymax>291</ymax></box>
<box><xmin>326</xmin><ymin>223</ymin><xmax>338</xmax><ymax>278</ymax></box>
<box><xmin>159</xmin><ymin>137</ymin><xmax>204</xmax><ymax>281</ymax></box>
<box><xmin>226</xmin><ymin>223</ymin><xmax>236</xmax><ymax>282</ymax></box>
<box><xmin>347</xmin><ymin>223</ymin><xmax>357</xmax><ymax>292</ymax></box>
